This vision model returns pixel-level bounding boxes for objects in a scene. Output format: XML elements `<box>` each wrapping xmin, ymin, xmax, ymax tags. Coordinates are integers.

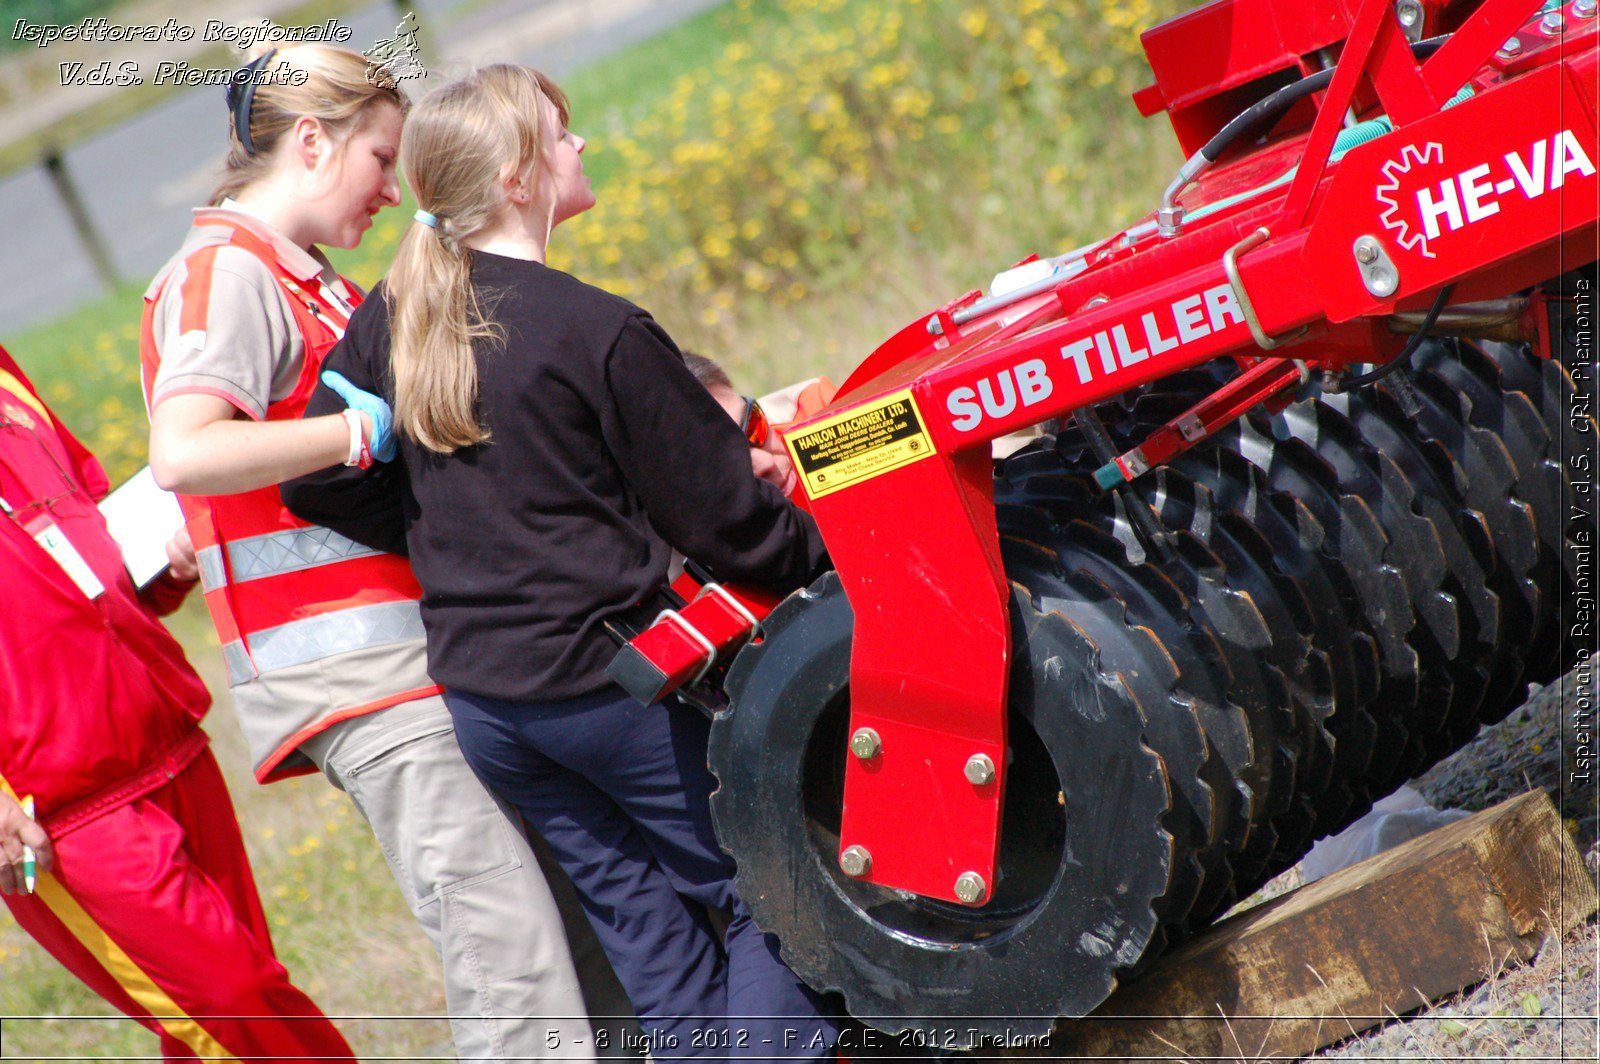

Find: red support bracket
<box><xmin>1281</xmin><ymin>0</ymin><xmax>1408</xmax><ymax>227</ymax></box>
<box><xmin>791</xmin><ymin>387</ymin><xmax>1011</xmax><ymax>905</ymax></box>
<box><xmin>1421</xmin><ymin>0</ymin><xmax>1545</xmax><ymax>103</ymax></box>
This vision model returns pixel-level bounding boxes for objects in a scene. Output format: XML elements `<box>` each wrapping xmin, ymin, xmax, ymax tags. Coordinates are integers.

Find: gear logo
<box><xmin>1375</xmin><ymin>141</ymin><xmax>1445</xmax><ymax>259</ymax></box>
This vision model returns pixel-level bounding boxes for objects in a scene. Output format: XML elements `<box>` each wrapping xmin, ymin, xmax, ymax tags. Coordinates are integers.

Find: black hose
<box><xmin>1199</xmin><ymin>35</ymin><xmax>1452</xmax><ymax>165</ymax></box>
<box><xmin>1331</xmin><ymin>283</ymin><xmax>1456</xmax><ymax>393</ymax></box>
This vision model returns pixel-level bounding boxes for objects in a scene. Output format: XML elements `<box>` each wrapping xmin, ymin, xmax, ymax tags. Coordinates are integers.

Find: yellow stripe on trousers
<box><xmin>0</xmin><ymin>772</ymin><xmax>237</xmax><ymax>1061</ymax></box>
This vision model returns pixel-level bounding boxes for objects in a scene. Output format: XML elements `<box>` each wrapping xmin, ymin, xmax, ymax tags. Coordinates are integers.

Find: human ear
<box><xmin>291</xmin><ymin>114</ymin><xmax>326</xmax><ymax>168</ymax></box>
<box><xmin>499</xmin><ymin>162</ymin><xmax>532</xmax><ymax>205</ymax></box>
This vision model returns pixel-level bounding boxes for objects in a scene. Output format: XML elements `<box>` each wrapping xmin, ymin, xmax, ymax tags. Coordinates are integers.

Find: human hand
<box><xmin>322</xmin><ymin>371</ymin><xmax>396</xmax><ymax>462</ymax></box>
<box><xmin>164</xmin><ymin>525</ymin><xmax>199</xmax><ymax>584</ymax></box>
<box><xmin>0</xmin><ymin>794</ymin><xmax>54</xmax><ymax>895</ymax></box>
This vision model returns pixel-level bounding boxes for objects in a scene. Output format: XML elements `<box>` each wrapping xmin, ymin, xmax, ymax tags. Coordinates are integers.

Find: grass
<box><xmin>0</xmin><ymin>0</ymin><xmax>1189</xmax><ymax>1057</ymax></box>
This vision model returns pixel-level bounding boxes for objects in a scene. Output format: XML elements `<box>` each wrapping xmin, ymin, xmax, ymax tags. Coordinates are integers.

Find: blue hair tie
<box><xmin>414</xmin><ymin>209</ymin><xmax>438</xmax><ymax>229</ymax></box>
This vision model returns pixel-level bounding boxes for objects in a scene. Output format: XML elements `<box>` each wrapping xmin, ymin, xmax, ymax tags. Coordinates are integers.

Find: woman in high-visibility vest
<box><xmin>140</xmin><ymin>45</ymin><xmax>605</xmax><ymax>1061</ymax></box>
<box><xmin>282</xmin><ymin>64</ymin><xmax>836</xmax><ymax>1061</ymax></box>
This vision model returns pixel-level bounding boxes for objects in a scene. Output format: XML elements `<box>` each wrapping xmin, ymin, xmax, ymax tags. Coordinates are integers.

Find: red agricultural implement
<box><xmin>612</xmin><ymin>0</ymin><xmax>1598</xmax><ymax>1041</ymax></box>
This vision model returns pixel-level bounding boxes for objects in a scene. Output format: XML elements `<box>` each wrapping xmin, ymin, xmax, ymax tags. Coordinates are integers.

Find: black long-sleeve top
<box><xmin>282</xmin><ymin>250</ymin><xmax>829</xmax><ymax>703</ymax></box>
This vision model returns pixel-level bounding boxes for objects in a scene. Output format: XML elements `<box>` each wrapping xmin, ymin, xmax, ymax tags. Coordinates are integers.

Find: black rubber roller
<box><xmin>1471</xmin><ymin>338</ymin><xmax>1596</xmax><ymax>686</ymax></box>
<box><xmin>1170</xmin><ymin>443</ymin><xmax>1375</xmax><ymax>802</ymax></box>
<box><xmin>710</xmin><ymin>572</ymin><xmax>1172</xmax><ymax>1038</ymax></box>
<box><xmin>1373</xmin><ymin>358</ymin><xmax>1540</xmax><ymax>754</ymax></box>
<box><xmin>1413</xmin><ymin>339</ymin><xmax>1564</xmax><ymax>690</ymax></box>
<box><xmin>996</xmin><ymin>523</ymin><xmax>1227</xmax><ymax>954</ymax></box>
<box><xmin>1326</xmin><ymin>387</ymin><xmax>1507</xmax><ymax>751</ymax></box>
<box><xmin>995</xmin><ymin>470</ymin><xmax>1272</xmax><ymax>849</ymax></box>
<box><xmin>1138</xmin><ymin>464</ymin><xmax>1353</xmax><ymax>894</ymax></box>
<box><xmin>1203</xmin><ymin>416</ymin><xmax>1414</xmax><ymax>819</ymax></box>
<box><xmin>1257</xmin><ymin>400</ymin><xmax>1453</xmax><ymax>823</ymax></box>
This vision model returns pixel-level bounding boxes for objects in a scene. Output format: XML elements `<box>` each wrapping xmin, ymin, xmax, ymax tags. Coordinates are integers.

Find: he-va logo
<box><xmin>1375</xmin><ymin>132</ymin><xmax>1595</xmax><ymax>258</ymax></box>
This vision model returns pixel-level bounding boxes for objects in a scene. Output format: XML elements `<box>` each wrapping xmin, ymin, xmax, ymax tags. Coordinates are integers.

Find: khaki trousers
<box><xmin>303</xmin><ymin>694</ymin><xmax>636</xmax><ymax>1061</ymax></box>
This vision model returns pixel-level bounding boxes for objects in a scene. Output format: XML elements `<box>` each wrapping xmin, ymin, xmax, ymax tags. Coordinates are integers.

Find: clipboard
<box><xmin>98</xmin><ymin>466</ymin><xmax>186</xmax><ymax>589</ymax></box>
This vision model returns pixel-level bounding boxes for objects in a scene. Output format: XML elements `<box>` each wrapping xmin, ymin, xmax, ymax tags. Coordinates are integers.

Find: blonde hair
<box><xmin>211</xmin><ymin>43</ymin><xmax>408</xmax><ymax>204</ymax></box>
<box><xmin>387</xmin><ymin>65</ymin><xmax>571</xmax><ymax>453</ymax></box>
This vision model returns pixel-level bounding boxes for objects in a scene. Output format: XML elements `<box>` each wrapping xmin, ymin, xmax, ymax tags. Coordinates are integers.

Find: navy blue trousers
<box><xmin>447</xmin><ymin>686</ymin><xmax>839</xmax><ymax>1061</ymax></box>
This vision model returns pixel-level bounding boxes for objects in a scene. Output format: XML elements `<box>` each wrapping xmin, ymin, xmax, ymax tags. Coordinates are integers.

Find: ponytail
<box><xmin>387</xmin><ymin>65</ymin><xmax>570</xmax><ymax>454</ymax></box>
<box><xmin>387</xmin><ymin>222</ymin><xmax>501</xmax><ymax>452</ymax></box>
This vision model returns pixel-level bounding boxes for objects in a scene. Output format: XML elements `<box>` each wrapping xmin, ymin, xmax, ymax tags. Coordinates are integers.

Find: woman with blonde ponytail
<box><xmin>140</xmin><ymin>45</ymin><xmax>607</xmax><ymax>1063</ymax></box>
<box><xmin>284</xmin><ymin>64</ymin><xmax>838</xmax><ymax>1061</ymax></box>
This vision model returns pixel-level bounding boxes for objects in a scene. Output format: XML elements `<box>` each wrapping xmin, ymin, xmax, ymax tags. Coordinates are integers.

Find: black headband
<box><xmin>225</xmin><ymin>49</ymin><xmax>278</xmax><ymax>155</ymax></box>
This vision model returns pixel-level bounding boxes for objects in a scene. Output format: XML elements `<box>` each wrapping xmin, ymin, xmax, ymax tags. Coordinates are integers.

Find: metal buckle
<box><xmin>1223</xmin><ymin>227</ymin><xmax>1309</xmax><ymax>351</ymax></box>
<box><xmin>652</xmin><ymin>609</ymin><xmax>719</xmax><ymax>685</ymax></box>
<box><xmin>696</xmin><ymin>582</ymin><xmax>762</xmax><ymax>638</ymax></box>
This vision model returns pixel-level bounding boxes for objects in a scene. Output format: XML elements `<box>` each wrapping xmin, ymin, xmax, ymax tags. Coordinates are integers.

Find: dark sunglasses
<box><xmin>738</xmin><ymin>396</ymin><xmax>771</xmax><ymax>448</ymax></box>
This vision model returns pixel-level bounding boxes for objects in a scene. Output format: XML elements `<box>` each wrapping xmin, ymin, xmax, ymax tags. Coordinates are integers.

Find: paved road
<box><xmin>0</xmin><ymin>0</ymin><xmax>723</xmax><ymax>333</ymax></box>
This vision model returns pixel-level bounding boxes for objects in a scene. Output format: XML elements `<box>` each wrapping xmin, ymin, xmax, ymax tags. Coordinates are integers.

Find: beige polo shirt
<box><xmin>144</xmin><ymin>204</ymin><xmax>436</xmax><ymax>784</ymax></box>
<box><xmin>145</xmin><ymin>202</ymin><xmax>359</xmax><ymax>420</ymax></box>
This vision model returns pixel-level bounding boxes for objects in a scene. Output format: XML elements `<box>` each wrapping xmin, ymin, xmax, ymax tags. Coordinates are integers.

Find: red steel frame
<box><xmin>802</xmin><ymin>0</ymin><xmax>1598</xmax><ymax>903</ymax></box>
<box><xmin>616</xmin><ymin>0</ymin><xmax>1599</xmax><ymax>904</ymax></box>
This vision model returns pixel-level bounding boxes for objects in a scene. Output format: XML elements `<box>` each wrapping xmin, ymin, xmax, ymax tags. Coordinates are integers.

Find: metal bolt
<box><xmin>849</xmin><ymin>727</ymin><xmax>882</xmax><ymax>760</ymax></box>
<box><xmin>1156</xmin><ymin>204</ymin><xmax>1185</xmax><ymax>239</ymax></box>
<box><xmin>1353</xmin><ymin>236</ymin><xmax>1400</xmax><ymax>299</ymax></box>
<box><xmin>840</xmin><ymin>846</ymin><xmax>872</xmax><ymax>878</ymax></box>
<box><xmin>953</xmin><ymin>872</ymin><xmax>988</xmax><ymax>905</ymax></box>
<box><xmin>1395</xmin><ymin>0</ymin><xmax>1425</xmax><ymax>41</ymax></box>
<box><xmin>1574</xmin><ymin>0</ymin><xmax>1597</xmax><ymax>20</ymax></box>
<box><xmin>1498</xmin><ymin>36</ymin><xmax>1523</xmax><ymax>58</ymax></box>
<box><xmin>1542</xmin><ymin>9</ymin><xmax>1565</xmax><ymax>32</ymax></box>
<box><xmin>964</xmin><ymin>753</ymin><xmax>996</xmax><ymax>786</ymax></box>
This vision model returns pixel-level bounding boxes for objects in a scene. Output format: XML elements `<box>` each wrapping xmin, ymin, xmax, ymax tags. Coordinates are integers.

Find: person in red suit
<box><xmin>0</xmin><ymin>342</ymin><xmax>354</xmax><ymax>1061</ymax></box>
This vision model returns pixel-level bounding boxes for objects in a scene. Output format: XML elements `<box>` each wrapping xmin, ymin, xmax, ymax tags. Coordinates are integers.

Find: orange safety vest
<box><xmin>140</xmin><ymin>215</ymin><xmax>435</xmax><ymax>699</ymax></box>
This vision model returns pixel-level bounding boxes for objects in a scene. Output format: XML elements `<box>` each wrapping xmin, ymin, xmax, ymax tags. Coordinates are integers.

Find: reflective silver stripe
<box><xmin>226</xmin><ymin>526</ymin><xmax>383</xmax><ymax>583</ymax></box>
<box><xmin>221</xmin><ymin>600</ymin><xmax>425</xmax><ymax>686</ymax></box>
<box><xmin>222</xmin><ymin>640</ymin><xmax>255</xmax><ymax>686</ymax></box>
<box><xmin>197</xmin><ymin>527</ymin><xmax>382</xmax><ymax>593</ymax></box>
<box><xmin>197</xmin><ymin>546</ymin><xmax>227</xmax><ymax>593</ymax></box>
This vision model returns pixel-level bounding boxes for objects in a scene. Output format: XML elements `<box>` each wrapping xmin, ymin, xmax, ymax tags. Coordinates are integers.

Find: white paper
<box><xmin>98</xmin><ymin>466</ymin><xmax>186</xmax><ymax>589</ymax></box>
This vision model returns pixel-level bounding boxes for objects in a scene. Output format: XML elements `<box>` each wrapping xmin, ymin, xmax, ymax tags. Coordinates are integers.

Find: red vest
<box><xmin>141</xmin><ymin>214</ymin><xmax>439</xmax><ymax>770</ymax></box>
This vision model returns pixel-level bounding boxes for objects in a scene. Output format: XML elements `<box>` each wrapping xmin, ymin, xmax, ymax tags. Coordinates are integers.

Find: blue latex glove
<box><xmin>322</xmin><ymin>370</ymin><xmax>396</xmax><ymax>463</ymax></box>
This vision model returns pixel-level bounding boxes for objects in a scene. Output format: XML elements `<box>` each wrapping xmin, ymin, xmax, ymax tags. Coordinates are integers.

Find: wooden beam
<box><xmin>1009</xmin><ymin>790</ymin><xmax>1595</xmax><ymax>1062</ymax></box>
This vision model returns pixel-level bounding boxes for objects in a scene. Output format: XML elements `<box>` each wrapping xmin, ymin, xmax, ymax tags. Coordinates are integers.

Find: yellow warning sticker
<box><xmin>785</xmin><ymin>389</ymin><xmax>937</xmax><ymax>499</ymax></box>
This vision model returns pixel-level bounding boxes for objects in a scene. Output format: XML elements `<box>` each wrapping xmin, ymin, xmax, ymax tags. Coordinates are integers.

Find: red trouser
<box><xmin>3</xmin><ymin>747</ymin><xmax>354</xmax><ymax>1061</ymax></box>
